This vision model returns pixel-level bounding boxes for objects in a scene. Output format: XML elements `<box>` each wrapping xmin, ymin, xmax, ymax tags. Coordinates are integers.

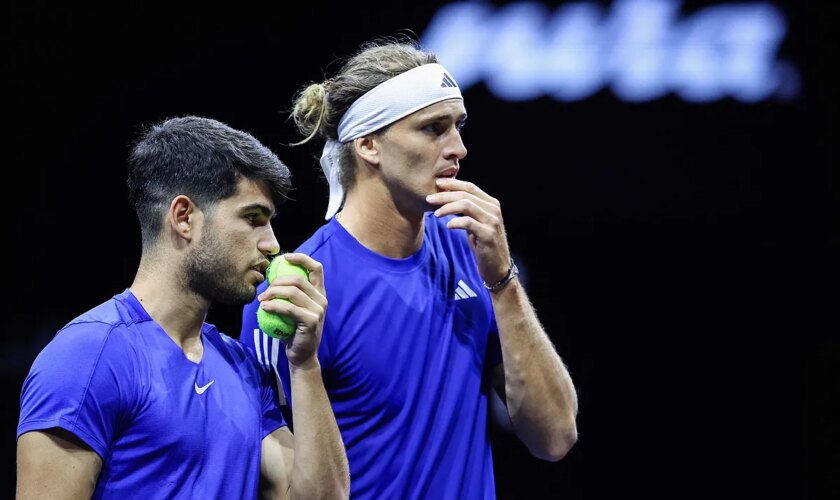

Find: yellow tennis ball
<box><xmin>257</xmin><ymin>255</ymin><xmax>310</xmax><ymax>339</ymax></box>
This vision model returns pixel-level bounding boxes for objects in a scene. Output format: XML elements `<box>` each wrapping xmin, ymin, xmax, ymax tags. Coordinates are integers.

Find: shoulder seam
<box><xmin>61</xmin><ymin>317</ymin><xmax>150</xmax><ymax>332</ymax></box>
<box><xmin>301</xmin><ymin>230</ymin><xmax>334</xmax><ymax>257</ymax></box>
<box><xmin>68</xmin><ymin>322</ymin><xmax>131</xmax><ymax>433</ymax></box>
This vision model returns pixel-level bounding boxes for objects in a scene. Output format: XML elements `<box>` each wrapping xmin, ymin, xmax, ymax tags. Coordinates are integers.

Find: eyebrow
<box><xmin>240</xmin><ymin>203</ymin><xmax>277</xmax><ymax>220</ymax></box>
<box><xmin>419</xmin><ymin>112</ymin><xmax>468</xmax><ymax>124</ymax></box>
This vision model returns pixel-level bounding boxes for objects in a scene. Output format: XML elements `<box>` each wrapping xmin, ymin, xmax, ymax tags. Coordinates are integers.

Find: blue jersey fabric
<box><xmin>241</xmin><ymin>213</ymin><xmax>503</xmax><ymax>499</ymax></box>
<box><xmin>18</xmin><ymin>289</ymin><xmax>286</xmax><ymax>499</ymax></box>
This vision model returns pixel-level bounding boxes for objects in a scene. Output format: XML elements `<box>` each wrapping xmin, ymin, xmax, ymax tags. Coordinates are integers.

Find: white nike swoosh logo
<box><xmin>194</xmin><ymin>380</ymin><xmax>215</xmax><ymax>394</ymax></box>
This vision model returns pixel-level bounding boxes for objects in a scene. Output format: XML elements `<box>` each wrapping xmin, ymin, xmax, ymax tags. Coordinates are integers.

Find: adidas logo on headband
<box><xmin>441</xmin><ymin>73</ymin><xmax>457</xmax><ymax>88</ymax></box>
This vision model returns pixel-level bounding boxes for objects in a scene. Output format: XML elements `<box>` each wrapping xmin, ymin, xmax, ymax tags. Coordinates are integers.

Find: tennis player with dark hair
<box><xmin>17</xmin><ymin>116</ymin><xmax>349</xmax><ymax>499</ymax></box>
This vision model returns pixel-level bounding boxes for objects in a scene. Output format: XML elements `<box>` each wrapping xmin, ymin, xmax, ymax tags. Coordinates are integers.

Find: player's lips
<box><xmin>250</xmin><ymin>261</ymin><xmax>270</xmax><ymax>281</ymax></box>
<box><xmin>436</xmin><ymin>166</ymin><xmax>459</xmax><ymax>179</ymax></box>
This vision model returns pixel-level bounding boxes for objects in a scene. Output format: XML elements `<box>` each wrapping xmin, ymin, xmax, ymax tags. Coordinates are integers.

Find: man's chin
<box><xmin>210</xmin><ymin>285</ymin><xmax>258</xmax><ymax>307</ymax></box>
<box><xmin>237</xmin><ymin>284</ymin><xmax>259</xmax><ymax>305</ymax></box>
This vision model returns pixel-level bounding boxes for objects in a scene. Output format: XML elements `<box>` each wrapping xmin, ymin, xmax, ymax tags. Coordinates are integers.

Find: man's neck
<box><xmin>130</xmin><ymin>258</ymin><xmax>208</xmax><ymax>357</ymax></box>
<box><xmin>339</xmin><ymin>188</ymin><xmax>426</xmax><ymax>259</ymax></box>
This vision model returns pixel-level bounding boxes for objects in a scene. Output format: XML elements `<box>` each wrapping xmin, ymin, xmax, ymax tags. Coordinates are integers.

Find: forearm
<box><xmin>492</xmin><ymin>280</ymin><xmax>578</xmax><ymax>461</ymax></box>
<box><xmin>288</xmin><ymin>360</ymin><xmax>349</xmax><ymax>500</ymax></box>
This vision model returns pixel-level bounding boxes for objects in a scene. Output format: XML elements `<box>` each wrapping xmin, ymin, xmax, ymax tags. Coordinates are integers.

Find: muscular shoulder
<box><xmin>47</xmin><ymin>312</ymin><xmax>138</xmax><ymax>366</ymax></box>
<box><xmin>24</xmin><ymin>295</ymin><xmax>156</xmax><ymax>398</ymax></box>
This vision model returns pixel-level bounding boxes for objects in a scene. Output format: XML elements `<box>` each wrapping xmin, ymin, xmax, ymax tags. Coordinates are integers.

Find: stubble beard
<box><xmin>182</xmin><ymin>227</ymin><xmax>256</xmax><ymax>306</ymax></box>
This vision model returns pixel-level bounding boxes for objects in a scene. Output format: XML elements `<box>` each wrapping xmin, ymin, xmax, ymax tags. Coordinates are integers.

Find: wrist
<box><xmin>289</xmin><ymin>356</ymin><xmax>321</xmax><ymax>373</ymax></box>
<box><xmin>483</xmin><ymin>258</ymin><xmax>519</xmax><ymax>292</ymax></box>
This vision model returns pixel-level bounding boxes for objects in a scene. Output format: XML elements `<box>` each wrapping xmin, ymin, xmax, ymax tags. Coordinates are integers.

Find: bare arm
<box><xmin>428</xmin><ymin>178</ymin><xmax>578</xmax><ymax>461</ymax></box>
<box><xmin>258</xmin><ymin>253</ymin><xmax>350</xmax><ymax>499</ymax></box>
<box><xmin>288</xmin><ymin>360</ymin><xmax>349</xmax><ymax>499</ymax></box>
<box><xmin>17</xmin><ymin>429</ymin><xmax>103</xmax><ymax>499</ymax></box>
<box><xmin>259</xmin><ymin>427</ymin><xmax>294</xmax><ymax>499</ymax></box>
<box><xmin>490</xmin><ymin>280</ymin><xmax>578</xmax><ymax>461</ymax></box>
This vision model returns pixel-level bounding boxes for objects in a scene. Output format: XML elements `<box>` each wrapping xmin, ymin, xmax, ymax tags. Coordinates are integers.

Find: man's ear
<box><xmin>353</xmin><ymin>135</ymin><xmax>380</xmax><ymax>166</ymax></box>
<box><xmin>168</xmin><ymin>195</ymin><xmax>198</xmax><ymax>242</ymax></box>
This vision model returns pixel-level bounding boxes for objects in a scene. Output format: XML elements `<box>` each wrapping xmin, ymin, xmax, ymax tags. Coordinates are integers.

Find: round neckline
<box><xmin>328</xmin><ymin>215</ymin><xmax>430</xmax><ymax>274</ymax></box>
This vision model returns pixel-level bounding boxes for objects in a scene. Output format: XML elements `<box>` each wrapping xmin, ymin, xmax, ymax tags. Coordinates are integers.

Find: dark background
<box><xmin>4</xmin><ymin>1</ymin><xmax>837</xmax><ymax>498</ymax></box>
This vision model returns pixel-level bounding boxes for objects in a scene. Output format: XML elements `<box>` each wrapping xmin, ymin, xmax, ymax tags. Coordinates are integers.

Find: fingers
<box><xmin>258</xmin><ymin>283</ymin><xmax>325</xmax><ymax>344</ymax></box>
<box><xmin>258</xmin><ymin>297</ymin><xmax>321</xmax><ymax>329</ymax></box>
<box><xmin>282</xmin><ymin>252</ymin><xmax>326</xmax><ymax>291</ymax></box>
<box><xmin>445</xmin><ymin>215</ymin><xmax>498</xmax><ymax>241</ymax></box>
<box><xmin>259</xmin><ymin>283</ymin><xmax>323</xmax><ymax>313</ymax></box>
<box><xmin>429</xmin><ymin>195</ymin><xmax>497</xmax><ymax>222</ymax></box>
<box><xmin>428</xmin><ymin>179</ymin><xmax>511</xmax><ymax>276</ymax></box>
<box><xmin>258</xmin><ymin>253</ymin><xmax>328</xmax><ymax>318</ymax></box>
<box><xmin>261</xmin><ymin>254</ymin><xmax>327</xmax><ymax>365</ymax></box>
<box><xmin>435</xmin><ymin>177</ymin><xmax>498</xmax><ymax>205</ymax></box>
<box><xmin>262</xmin><ymin>270</ymin><xmax>326</xmax><ymax>307</ymax></box>
<box><xmin>427</xmin><ymin>189</ymin><xmax>497</xmax><ymax>208</ymax></box>
<box><xmin>427</xmin><ymin>179</ymin><xmax>505</xmax><ymax>239</ymax></box>
<box><xmin>427</xmin><ymin>180</ymin><xmax>501</xmax><ymax>223</ymax></box>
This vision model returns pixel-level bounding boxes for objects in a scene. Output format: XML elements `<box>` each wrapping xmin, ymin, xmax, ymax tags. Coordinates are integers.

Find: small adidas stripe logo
<box><xmin>454</xmin><ymin>280</ymin><xmax>477</xmax><ymax>300</ymax></box>
<box><xmin>441</xmin><ymin>72</ymin><xmax>458</xmax><ymax>88</ymax></box>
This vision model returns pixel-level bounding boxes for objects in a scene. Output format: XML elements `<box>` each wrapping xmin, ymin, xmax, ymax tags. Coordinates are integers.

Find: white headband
<box><xmin>319</xmin><ymin>63</ymin><xmax>463</xmax><ymax>219</ymax></box>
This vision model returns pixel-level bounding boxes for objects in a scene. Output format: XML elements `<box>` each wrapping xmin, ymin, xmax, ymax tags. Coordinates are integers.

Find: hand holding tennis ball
<box><xmin>257</xmin><ymin>253</ymin><xmax>327</xmax><ymax>367</ymax></box>
<box><xmin>257</xmin><ymin>255</ymin><xmax>311</xmax><ymax>339</ymax></box>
